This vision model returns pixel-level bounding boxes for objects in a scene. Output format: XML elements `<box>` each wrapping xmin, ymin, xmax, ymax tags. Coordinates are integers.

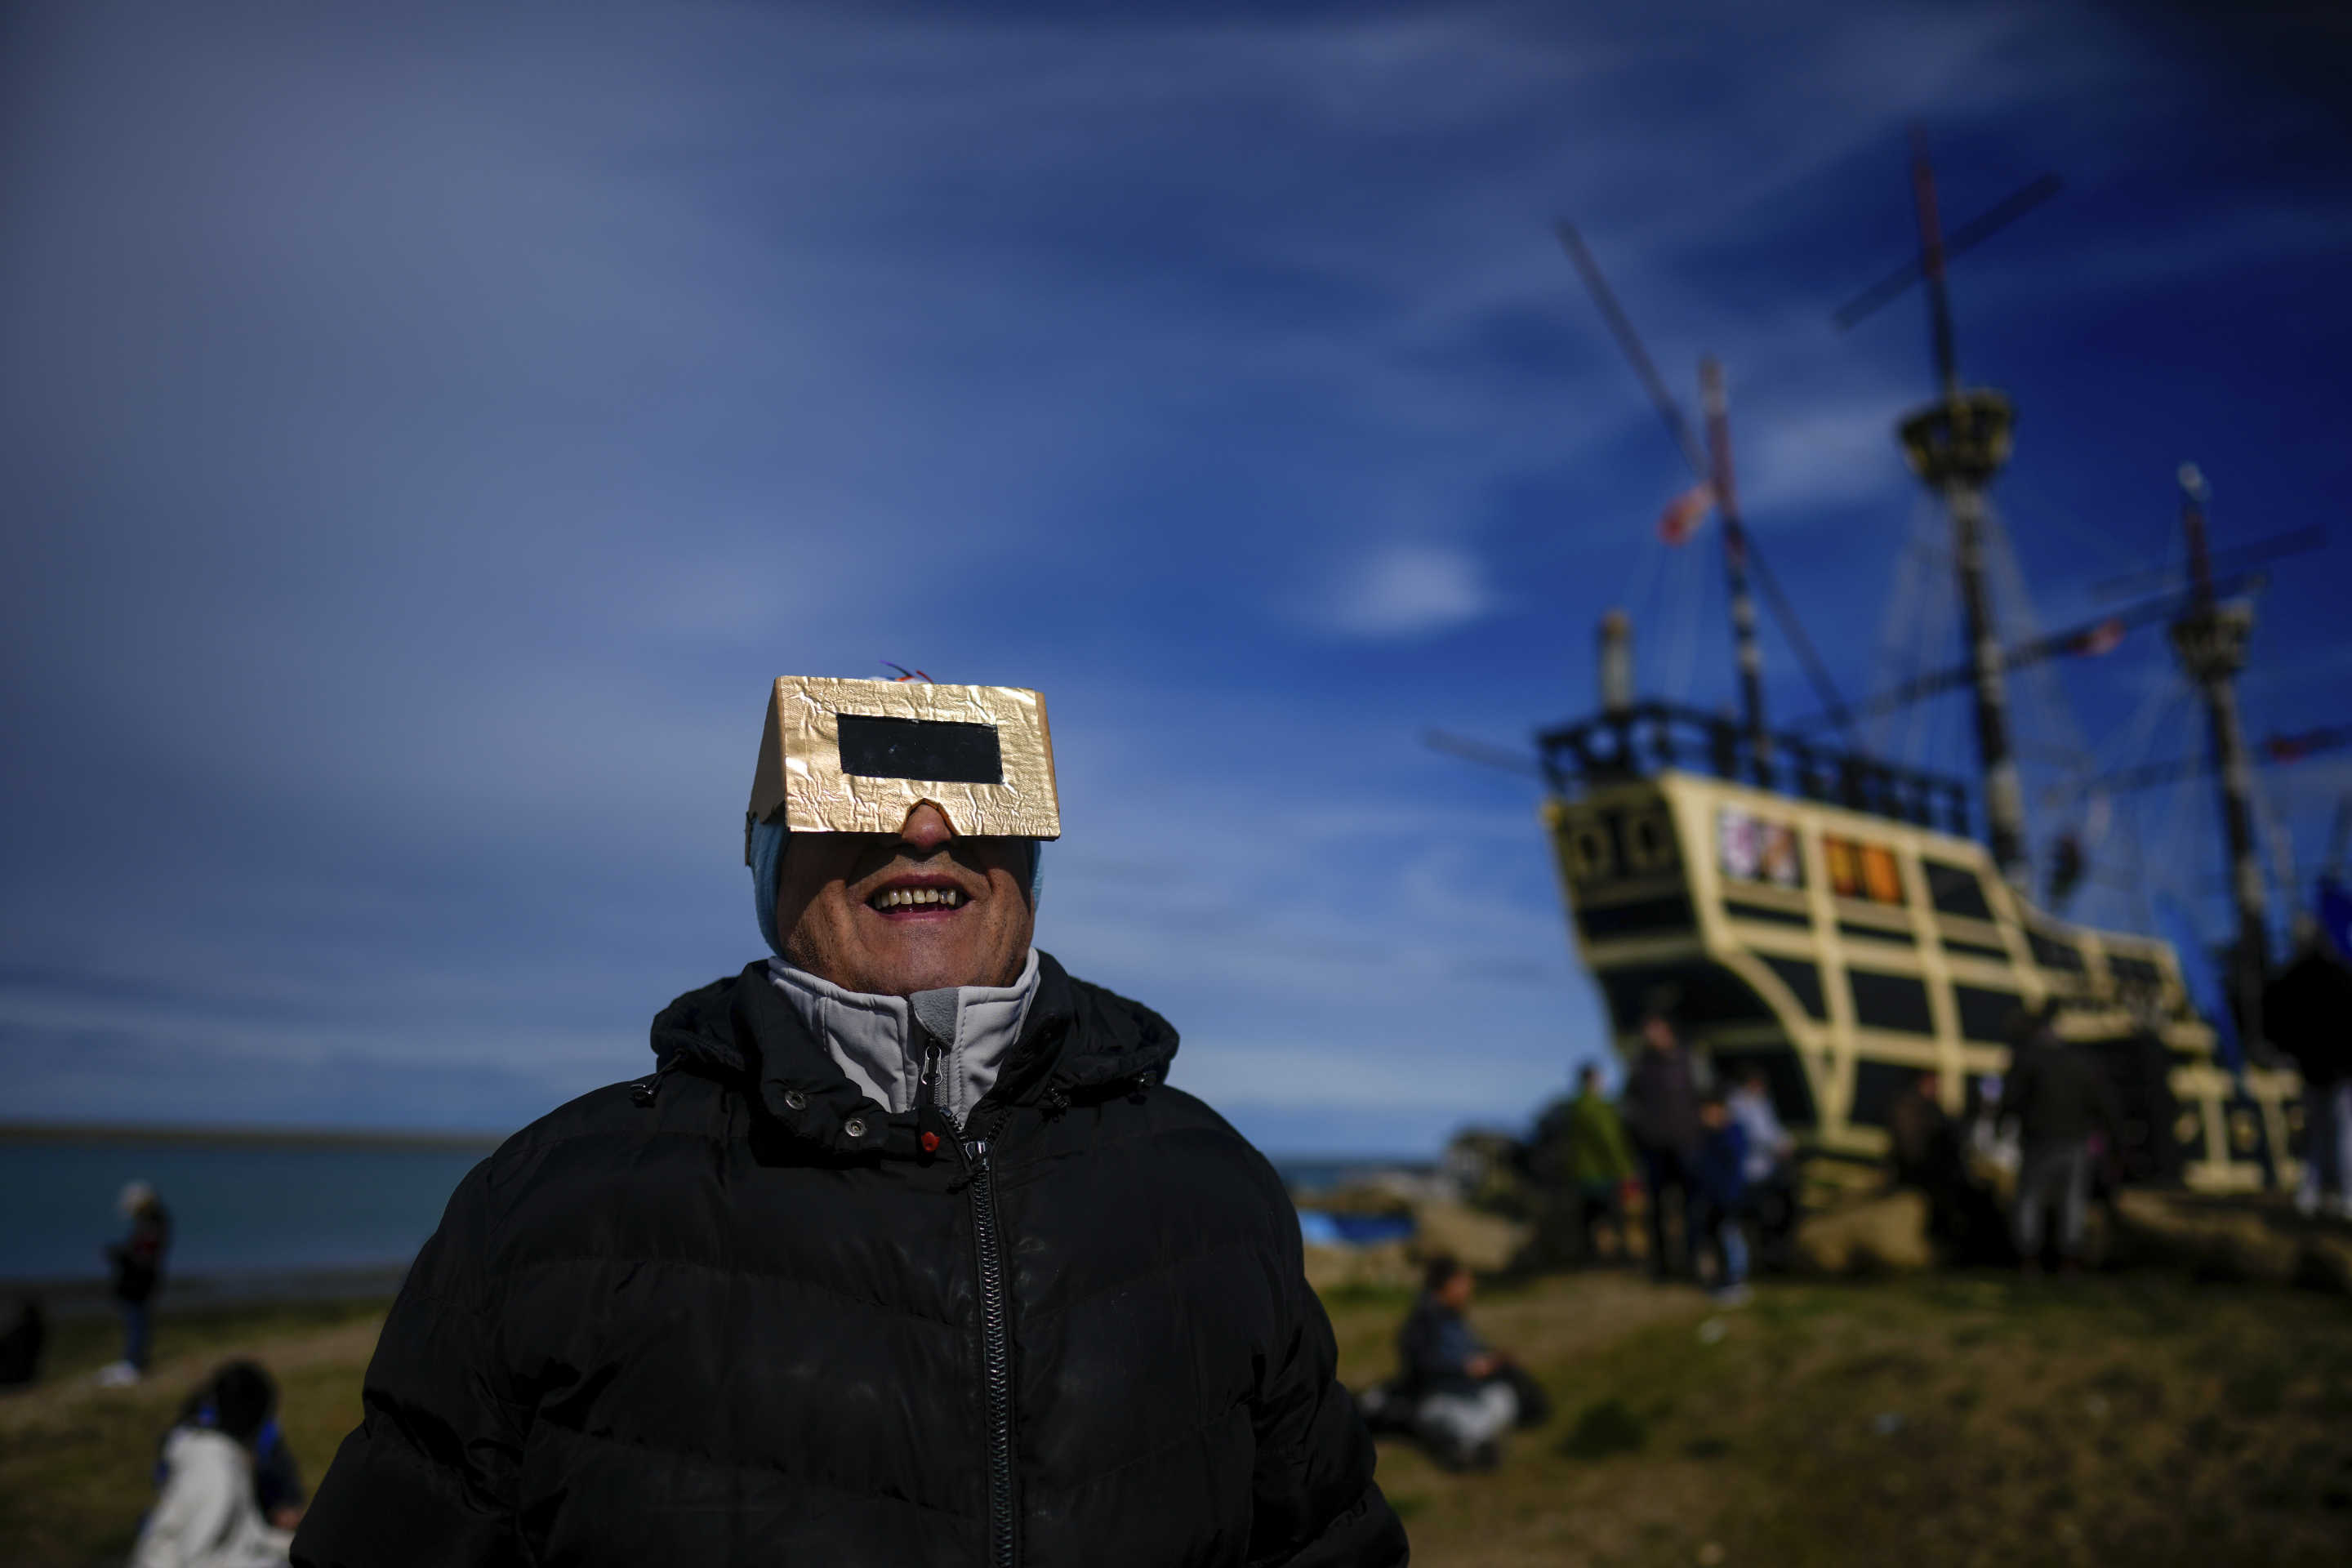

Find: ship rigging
<box><xmin>1434</xmin><ymin>133</ymin><xmax>2319</xmax><ymax>1194</ymax></box>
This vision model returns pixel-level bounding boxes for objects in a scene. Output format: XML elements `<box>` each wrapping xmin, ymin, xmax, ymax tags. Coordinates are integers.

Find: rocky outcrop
<box><xmin>2109</xmin><ymin>1191</ymin><xmax>2352</xmax><ymax>1294</ymax></box>
<box><xmin>1788</xmin><ymin>1190</ymin><xmax>1935</xmax><ymax>1275</ymax></box>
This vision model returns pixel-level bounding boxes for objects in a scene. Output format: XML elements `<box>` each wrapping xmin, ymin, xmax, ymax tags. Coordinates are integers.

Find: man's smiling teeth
<box><xmin>871</xmin><ymin>886</ymin><xmax>968</xmax><ymax>911</ymax></box>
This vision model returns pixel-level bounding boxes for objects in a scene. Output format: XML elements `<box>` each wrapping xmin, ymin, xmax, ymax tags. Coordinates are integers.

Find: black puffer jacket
<box><xmin>1998</xmin><ymin>1040</ymin><xmax>2123</xmax><ymax>1149</ymax></box>
<box><xmin>294</xmin><ymin>953</ymin><xmax>1405</xmax><ymax>1567</ymax></box>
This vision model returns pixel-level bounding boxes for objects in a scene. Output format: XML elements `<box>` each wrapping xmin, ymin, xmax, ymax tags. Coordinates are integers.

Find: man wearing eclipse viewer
<box><xmin>295</xmin><ymin>675</ymin><xmax>1406</xmax><ymax>1567</ymax></box>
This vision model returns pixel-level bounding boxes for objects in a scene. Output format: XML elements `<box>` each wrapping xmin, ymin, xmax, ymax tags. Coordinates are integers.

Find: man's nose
<box><xmin>898</xmin><ymin>801</ymin><xmax>956</xmax><ymax>853</ymax></box>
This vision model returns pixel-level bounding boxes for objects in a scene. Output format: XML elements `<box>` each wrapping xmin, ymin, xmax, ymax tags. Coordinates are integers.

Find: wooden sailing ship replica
<box><xmin>1539</xmin><ymin>701</ymin><xmax>2296</xmax><ymax>1193</ymax></box>
<box><xmin>1517</xmin><ymin>140</ymin><xmax>2304</xmax><ymax>1196</ymax></box>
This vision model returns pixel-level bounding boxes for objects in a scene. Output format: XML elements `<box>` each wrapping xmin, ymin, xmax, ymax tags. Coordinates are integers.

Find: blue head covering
<box><xmin>751</xmin><ymin>819</ymin><xmax>1044</xmax><ymax>960</ymax></box>
<box><xmin>750</xmin><ymin>817</ymin><xmax>792</xmax><ymax>959</ymax></box>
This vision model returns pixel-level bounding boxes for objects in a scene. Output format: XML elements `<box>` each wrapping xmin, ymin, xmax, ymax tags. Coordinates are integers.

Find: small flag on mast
<box><xmin>2065</xmin><ymin>618</ymin><xmax>2125</xmax><ymax>658</ymax></box>
<box><xmin>1657</xmin><ymin>482</ymin><xmax>1714</xmax><ymax>546</ymax></box>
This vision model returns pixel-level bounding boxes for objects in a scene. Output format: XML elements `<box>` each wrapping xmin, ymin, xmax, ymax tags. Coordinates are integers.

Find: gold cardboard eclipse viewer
<box><xmin>746</xmin><ymin>676</ymin><xmax>1061</xmax><ymax>860</ymax></box>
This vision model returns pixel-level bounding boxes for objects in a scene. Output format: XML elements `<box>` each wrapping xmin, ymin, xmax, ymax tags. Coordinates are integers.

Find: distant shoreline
<box><xmin>2</xmin><ymin>1261</ymin><xmax>414</xmax><ymax>1316</ymax></box>
<box><xmin>0</xmin><ymin>1120</ymin><xmax>510</xmax><ymax>1152</ymax></box>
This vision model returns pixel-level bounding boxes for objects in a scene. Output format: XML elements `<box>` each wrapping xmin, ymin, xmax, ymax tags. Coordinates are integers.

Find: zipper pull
<box><xmin>917</xmin><ymin>1040</ymin><xmax>951</xmax><ymax>1159</ymax></box>
<box><xmin>947</xmin><ymin>1135</ymin><xmax>988</xmax><ymax>1189</ymax></box>
<box><xmin>952</xmin><ymin>1108</ymin><xmax>1003</xmax><ymax>1183</ymax></box>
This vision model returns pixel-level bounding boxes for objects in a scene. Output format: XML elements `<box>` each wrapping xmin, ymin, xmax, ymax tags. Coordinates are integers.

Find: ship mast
<box><xmin>1701</xmin><ymin>355</ymin><xmax>1768</xmax><ymax>768</ymax></box>
<box><xmin>1555</xmin><ymin>225</ymin><xmax>1848</xmax><ymax>764</ymax></box>
<box><xmin>1831</xmin><ymin>135</ymin><xmax>2060</xmax><ymax>885</ymax></box>
<box><xmin>1890</xmin><ymin>134</ymin><xmax>2029</xmax><ymax>888</ymax></box>
<box><xmin>2169</xmin><ymin>463</ymin><xmax>2270</xmax><ymax>1054</ymax></box>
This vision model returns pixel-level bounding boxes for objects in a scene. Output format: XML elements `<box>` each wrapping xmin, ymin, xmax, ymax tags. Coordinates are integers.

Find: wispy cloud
<box><xmin>1322</xmin><ymin>543</ymin><xmax>1495</xmax><ymax>637</ymax></box>
<box><xmin>1738</xmin><ymin>392</ymin><xmax>1916</xmax><ymax>513</ymax></box>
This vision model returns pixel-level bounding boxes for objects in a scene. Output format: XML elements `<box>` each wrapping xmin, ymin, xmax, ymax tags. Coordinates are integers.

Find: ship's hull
<box><xmin>1546</xmin><ymin>769</ymin><xmax>2301</xmax><ymax>1196</ymax></box>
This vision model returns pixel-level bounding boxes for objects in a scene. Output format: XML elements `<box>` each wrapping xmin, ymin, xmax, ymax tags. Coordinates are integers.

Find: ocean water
<box><xmin>0</xmin><ymin>1139</ymin><xmax>492</xmax><ymax>1282</ymax></box>
<box><xmin>0</xmin><ymin>1138</ymin><xmax>1427</xmax><ymax>1283</ymax></box>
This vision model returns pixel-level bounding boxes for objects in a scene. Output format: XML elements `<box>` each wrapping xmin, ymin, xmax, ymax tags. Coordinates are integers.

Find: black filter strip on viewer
<box><xmin>835</xmin><ymin>714</ymin><xmax>1004</xmax><ymax>785</ymax></box>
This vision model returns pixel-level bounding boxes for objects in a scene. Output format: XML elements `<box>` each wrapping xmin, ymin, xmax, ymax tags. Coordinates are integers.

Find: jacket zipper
<box><xmin>963</xmin><ymin>1124</ymin><xmax>1018</xmax><ymax>1568</ymax></box>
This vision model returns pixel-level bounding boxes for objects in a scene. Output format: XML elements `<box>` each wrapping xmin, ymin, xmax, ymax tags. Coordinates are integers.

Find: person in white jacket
<box><xmin>131</xmin><ymin>1362</ymin><xmax>293</xmax><ymax>1568</ymax></box>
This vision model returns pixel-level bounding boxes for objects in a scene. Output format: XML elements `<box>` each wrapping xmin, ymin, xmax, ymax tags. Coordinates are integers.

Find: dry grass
<box><xmin>0</xmin><ymin>1302</ymin><xmax>383</xmax><ymax>1567</ymax></box>
<box><xmin>2</xmin><ymin>1270</ymin><xmax>2348</xmax><ymax>1566</ymax></box>
<box><xmin>1334</xmin><ymin>1269</ymin><xmax>2352</xmax><ymax>1568</ymax></box>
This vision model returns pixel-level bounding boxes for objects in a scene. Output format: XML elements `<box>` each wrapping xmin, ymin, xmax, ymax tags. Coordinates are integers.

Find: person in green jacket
<box><xmin>1564</xmin><ymin>1064</ymin><xmax>1637</xmax><ymax>1263</ymax></box>
<box><xmin>1518</xmin><ymin>1064</ymin><xmax>1638</xmax><ymax>1271</ymax></box>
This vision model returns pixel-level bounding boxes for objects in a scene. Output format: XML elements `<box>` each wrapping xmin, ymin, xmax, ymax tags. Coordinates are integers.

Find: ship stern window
<box><xmin>1848</xmin><ymin>969</ymin><xmax>1935</xmax><ymax>1035</ymax></box>
<box><xmin>1717</xmin><ymin>807</ymin><xmax>1805</xmax><ymax>889</ymax></box>
<box><xmin>1924</xmin><ymin>859</ymin><xmax>1996</xmax><ymax>921</ymax></box>
<box><xmin>1760</xmin><ymin>956</ymin><xmax>1829</xmax><ymax>1020</ymax></box>
<box><xmin>1826</xmin><ymin>835</ymin><xmax>1906</xmax><ymax>906</ymax></box>
<box><xmin>1953</xmin><ymin>984</ymin><xmax>2025</xmax><ymax>1044</ymax></box>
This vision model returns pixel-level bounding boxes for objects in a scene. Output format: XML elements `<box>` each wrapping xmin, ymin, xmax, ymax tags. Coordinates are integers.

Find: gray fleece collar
<box><xmin>764</xmin><ymin>947</ymin><xmax>1040</xmax><ymax>1129</ymax></box>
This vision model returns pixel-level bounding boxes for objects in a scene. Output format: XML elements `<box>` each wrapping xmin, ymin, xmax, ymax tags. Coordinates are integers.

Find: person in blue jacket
<box><xmin>1691</xmin><ymin>1094</ymin><xmax>1752</xmax><ymax>1305</ymax></box>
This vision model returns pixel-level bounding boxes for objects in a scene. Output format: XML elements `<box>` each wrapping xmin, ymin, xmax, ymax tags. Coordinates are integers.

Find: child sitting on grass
<box><xmin>131</xmin><ymin>1361</ymin><xmax>293</xmax><ymax>1568</ymax></box>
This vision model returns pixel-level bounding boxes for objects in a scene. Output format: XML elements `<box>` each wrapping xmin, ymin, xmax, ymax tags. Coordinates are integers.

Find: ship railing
<box><xmin>1535</xmin><ymin>701</ymin><xmax>1975</xmax><ymax>837</ymax></box>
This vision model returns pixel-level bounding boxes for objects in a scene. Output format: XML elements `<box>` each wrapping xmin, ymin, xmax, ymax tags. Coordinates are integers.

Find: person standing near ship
<box><xmin>1517</xmin><ymin>1062</ymin><xmax>1637</xmax><ymax>1271</ymax></box>
<box><xmin>99</xmin><ymin>1179</ymin><xmax>170</xmax><ymax>1388</ymax></box>
<box><xmin>293</xmin><ymin>675</ymin><xmax>1404</xmax><ymax>1567</ymax></box>
<box><xmin>1999</xmin><ymin>1005</ymin><xmax>2121</xmax><ymax>1273</ymax></box>
<box><xmin>1726</xmin><ymin>1066</ymin><xmax>1797</xmax><ymax>1270</ymax></box>
<box><xmin>1561</xmin><ymin>1063</ymin><xmax>1637</xmax><ymax>1265</ymax></box>
<box><xmin>1622</xmin><ymin>1002</ymin><xmax>1704</xmax><ymax>1281</ymax></box>
<box><xmin>2264</xmin><ymin>928</ymin><xmax>2352</xmax><ymax>1219</ymax></box>
<box><xmin>1887</xmin><ymin>1071</ymin><xmax>1968</xmax><ymax>1250</ymax></box>
<box><xmin>1690</xmin><ymin>1094</ymin><xmax>1752</xmax><ymax>1305</ymax></box>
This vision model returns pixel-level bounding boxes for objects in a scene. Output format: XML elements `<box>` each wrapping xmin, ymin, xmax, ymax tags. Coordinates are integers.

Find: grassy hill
<box><xmin>4</xmin><ymin>1270</ymin><xmax>2348</xmax><ymax>1566</ymax></box>
<box><xmin>1337</xmin><ymin>1270</ymin><xmax>2352</xmax><ymax>1566</ymax></box>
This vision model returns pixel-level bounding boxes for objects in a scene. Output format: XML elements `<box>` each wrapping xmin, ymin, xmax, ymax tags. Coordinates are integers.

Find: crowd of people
<box><xmin>1519</xmin><ymin>1004</ymin><xmax>1798</xmax><ymax>1298</ymax></box>
<box><xmin>1367</xmin><ymin>971</ymin><xmax>2349</xmax><ymax>1477</ymax></box>
<box><xmin>1880</xmin><ymin>1004</ymin><xmax>2131</xmax><ymax>1272</ymax></box>
<box><xmin>1508</xmin><ymin>992</ymin><xmax>2290</xmax><ymax>1294</ymax></box>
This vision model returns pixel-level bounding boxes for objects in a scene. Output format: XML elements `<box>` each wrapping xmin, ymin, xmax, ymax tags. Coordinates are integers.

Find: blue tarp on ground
<box><xmin>1296</xmin><ymin>1209</ymin><xmax>1415</xmax><ymax>1248</ymax></box>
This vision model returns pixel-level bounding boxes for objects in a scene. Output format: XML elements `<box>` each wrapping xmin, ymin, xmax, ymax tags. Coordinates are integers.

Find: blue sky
<box><xmin>3</xmin><ymin>1</ymin><xmax>2348</xmax><ymax>1153</ymax></box>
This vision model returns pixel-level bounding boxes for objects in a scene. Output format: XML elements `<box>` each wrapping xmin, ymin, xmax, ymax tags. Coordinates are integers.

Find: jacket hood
<box><xmin>647</xmin><ymin>951</ymin><xmax>1178</xmax><ymax>1156</ymax></box>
